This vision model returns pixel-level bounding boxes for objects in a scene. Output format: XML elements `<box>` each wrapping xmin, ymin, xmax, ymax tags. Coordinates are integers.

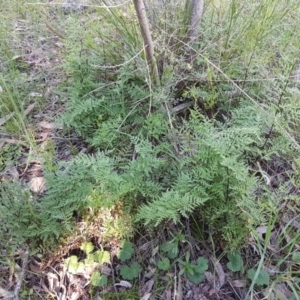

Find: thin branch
<box><xmin>133</xmin><ymin>0</ymin><xmax>159</xmax><ymax>84</ymax></box>
<box><xmin>14</xmin><ymin>249</ymin><xmax>29</xmax><ymax>300</ymax></box>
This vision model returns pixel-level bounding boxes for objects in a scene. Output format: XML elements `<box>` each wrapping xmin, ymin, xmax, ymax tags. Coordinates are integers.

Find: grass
<box><xmin>0</xmin><ymin>0</ymin><xmax>300</xmax><ymax>299</ymax></box>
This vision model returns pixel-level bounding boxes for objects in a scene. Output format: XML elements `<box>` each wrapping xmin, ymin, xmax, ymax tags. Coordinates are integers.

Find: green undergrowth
<box><xmin>1</xmin><ymin>0</ymin><xmax>300</xmax><ymax>249</ymax></box>
<box><xmin>49</xmin><ymin>0</ymin><xmax>300</xmax><ymax>250</ymax></box>
<box><xmin>1</xmin><ymin>0</ymin><xmax>300</xmax><ymax>298</ymax></box>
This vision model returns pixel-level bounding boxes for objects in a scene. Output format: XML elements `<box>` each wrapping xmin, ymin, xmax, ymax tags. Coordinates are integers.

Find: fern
<box><xmin>0</xmin><ymin>181</ymin><xmax>42</xmax><ymax>249</ymax></box>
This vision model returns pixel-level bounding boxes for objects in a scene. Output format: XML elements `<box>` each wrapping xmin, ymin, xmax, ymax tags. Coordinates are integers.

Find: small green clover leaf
<box><xmin>227</xmin><ymin>252</ymin><xmax>243</xmax><ymax>272</ymax></box>
<box><xmin>157</xmin><ymin>258</ymin><xmax>170</xmax><ymax>271</ymax></box>
<box><xmin>292</xmin><ymin>252</ymin><xmax>300</xmax><ymax>264</ymax></box>
<box><xmin>247</xmin><ymin>269</ymin><xmax>270</xmax><ymax>286</ymax></box>
<box><xmin>120</xmin><ymin>262</ymin><xmax>141</xmax><ymax>280</ymax></box>
<box><xmin>193</xmin><ymin>257</ymin><xmax>208</xmax><ymax>274</ymax></box>
<box><xmin>80</xmin><ymin>241</ymin><xmax>94</xmax><ymax>254</ymax></box>
<box><xmin>187</xmin><ymin>271</ymin><xmax>205</xmax><ymax>284</ymax></box>
<box><xmin>91</xmin><ymin>272</ymin><xmax>108</xmax><ymax>287</ymax></box>
<box><xmin>66</xmin><ymin>256</ymin><xmax>85</xmax><ymax>274</ymax></box>
<box><xmin>85</xmin><ymin>253</ymin><xmax>95</xmax><ymax>265</ymax></box>
<box><xmin>117</xmin><ymin>241</ymin><xmax>134</xmax><ymax>262</ymax></box>
<box><xmin>94</xmin><ymin>250</ymin><xmax>110</xmax><ymax>264</ymax></box>
<box><xmin>160</xmin><ymin>241</ymin><xmax>178</xmax><ymax>259</ymax></box>
<box><xmin>120</xmin><ymin>265</ymin><xmax>131</xmax><ymax>279</ymax></box>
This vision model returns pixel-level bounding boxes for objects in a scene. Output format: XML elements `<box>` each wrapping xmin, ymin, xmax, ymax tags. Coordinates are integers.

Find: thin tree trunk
<box><xmin>133</xmin><ymin>0</ymin><xmax>159</xmax><ymax>84</ymax></box>
<box><xmin>186</xmin><ymin>0</ymin><xmax>204</xmax><ymax>63</ymax></box>
<box><xmin>188</xmin><ymin>0</ymin><xmax>204</xmax><ymax>41</ymax></box>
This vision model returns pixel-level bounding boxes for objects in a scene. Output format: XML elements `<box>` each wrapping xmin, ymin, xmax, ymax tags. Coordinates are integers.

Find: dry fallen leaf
<box><xmin>139</xmin><ymin>278</ymin><xmax>154</xmax><ymax>297</ymax></box>
<box><xmin>165</xmin><ymin>286</ymin><xmax>172</xmax><ymax>300</ymax></box>
<box><xmin>144</xmin><ymin>267</ymin><xmax>156</xmax><ymax>279</ymax></box>
<box><xmin>138</xmin><ymin>242</ymin><xmax>149</xmax><ymax>251</ymax></box>
<box><xmin>256</xmin><ymin>226</ymin><xmax>267</xmax><ymax>235</ymax></box>
<box><xmin>29</xmin><ymin>92</ymin><xmax>43</xmax><ymax>98</ymax></box>
<box><xmin>262</xmin><ymin>283</ymin><xmax>291</xmax><ymax>300</ymax></box>
<box><xmin>29</xmin><ymin>263</ymin><xmax>43</xmax><ymax>274</ymax></box>
<box><xmin>151</xmin><ymin>246</ymin><xmax>159</xmax><ymax>257</ymax></box>
<box><xmin>39</xmin><ymin>132</ymin><xmax>49</xmax><ymax>141</ymax></box>
<box><xmin>230</xmin><ymin>279</ymin><xmax>247</xmax><ymax>288</ymax></box>
<box><xmin>24</xmin><ymin>103</ymin><xmax>36</xmax><ymax>116</ymax></box>
<box><xmin>176</xmin><ymin>275</ymin><xmax>183</xmax><ymax>300</ymax></box>
<box><xmin>1</xmin><ymin>138</ymin><xmax>27</xmax><ymax>146</ymax></box>
<box><xmin>9</xmin><ymin>166</ymin><xmax>19</xmax><ymax>181</ymax></box>
<box><xmin>214</xmin><ymin>259</ymin><xmax>226</xmax><ymax>289</ymax></box>
<box><xmin>39</xmin><ymin>121</ymin><xmax>56</xmax><ymax>130</ymax></box>
<box><xmin>30</xmin><ymin>177</ymin><xmax>46</xmax><ymax>194</ymax></box>
<box><xmin>205</xmin><ymin>271</ymin><xmax>214</xmax><ymax>284</ymax></box>
<box><xmin>140</xmin><ymin>293</ymin><xmax>151</xmax><ymax>300</ymax></box>
<box><xmin>0</xmin><ymin>286</ymin><xmax>13</xmax><ymax>298</ymax></box>
<box><xmin>12</xmin><ymin>55</ymin><xmax>22</xmax><ymax>61</ymax></box>
<box><xmin>114</xmin><ymin>280</ymin><xmax>132</xmax><ymax>288</ymax></box>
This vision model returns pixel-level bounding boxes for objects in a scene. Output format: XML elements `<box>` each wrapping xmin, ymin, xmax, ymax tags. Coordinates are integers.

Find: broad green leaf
<box><xmin>117</xmin><ymin>241</ymin><xmax>134</xmax><ymax>262</ymax></box>
<box><xmin>179</xmin><ymin>268</ymin><xmax>185</xmax><ymax>276</ymax></box>
<box><xmin>76</xmin><ymin>262</ymin><xmax>85</xmax><ymax>273</ymax></box>
<box><xmin>120</xmin><ymin>265</ymin><xmax>131</xmax><ymax>280</ymax></box>
<box><xmin>177</xmin><ymin>259</ymin><xmax>185</xmax><ymax>266</ymax></box>
<box><xmin>160</xmin><ymin>241</ymin><xmax>173</xmax><ymax>252</ymax></box>
<box><xmin>80</xmin><ymin>241</ymin><xmax>94</xmax><ymax>254</ymax></box>
<box><xmin>91</xmin><ymin>272</ymin><xmax>108</xmax><ymax>287</ymax></box>
<box><xmin>187</xmin><ymin>271</ymin><xmax>205</xmax><ymax>284</ymax></box>
<box><xmin>66</xmin><ymin>255</ymin><xmax>79</xmax><ymax>274</ymax></box>
<box><xmin>192</xmin><ymin>257</ymin><xmax>209</xmax><ymax>274</ymax></box>
<box><xmin>292</xmin><ymin>252</ymin><xmax>300</xmax><ymax>264</ymax></box>
<box><xmin>157</xmin><ymin>258</ymin><xmax>170</xmax><ymax>271</ymax></box>
<box><xmin>185</xmin><ymin>251</ymin><xmax>190</xmax><ymax>262</ymax></box>
<box><xmin>247</xmin><ymin>269</ymin><xmax>269</xmax><ymax>286</ymax></box>
<box><xmin>130</xmin><ymin>262</ymin><xmax>141</xmax><ymax>277</ymax></box>
<box><xmin>120</xmin><ymin>262</ymin><xmax>141</xmax><ymax>280</ymax></box>
<box><xmin>227</xmin><ymin>252</ymin><xmax>243</xmax><ymax>272</ymax></box>
<box><xmin>94</xmin><ymin>250</ymin><xmax>110</xmax><ymax>264</ymax></box>
<box><xmin>160</xmin><ymin>241</ymin><xmax>178</xmax><ymax>259</ymax></box>
<box><xmin>66</xmin><ymin>256</ymin><xmax>85</xmax><ymax>274</ymax></box>
<box><xmin>186</xmin><ymin>265</ymin><xmax>194</xmax><ymax>276</ymax></box>
<box><xmin>85</xmin><ymin>253</ymin><xmax>95</xmax><ymax>265</ymax></box>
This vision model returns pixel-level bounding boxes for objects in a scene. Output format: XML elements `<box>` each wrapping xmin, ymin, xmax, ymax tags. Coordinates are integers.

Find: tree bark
<box><xmin>188</xmin><ymin>0</ymin><xmax>204</xmax><ymax>41</ymax></box>
<box><xmin>133</xmin><ymin>0</ymin><xmax>159</xmax><ymax>84</ymax></box>
<box><xmin>186</xmin><ymin>0</ymin><xmax>204</xmax><ymax>64</ymax></box>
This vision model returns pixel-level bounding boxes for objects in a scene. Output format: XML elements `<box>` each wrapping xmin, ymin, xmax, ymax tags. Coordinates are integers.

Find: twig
<box><xmin>13</xmin><ymin>249</ymin><xmax>29</xmax><ymax>300</ymax></box>
<box><xmin>170</xmin><ymin>101</ymin><xmax>194</xmax><ymax>114</ymax></box>
<box><xmin>110</xmin><ymin>264</ymin><xmax>120</xmax><ymax>300</ymax></box>
<box><xmin>45</xmin><ymin>20</ymin><xmax>66</xmax><ymax>39</ymax></box>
